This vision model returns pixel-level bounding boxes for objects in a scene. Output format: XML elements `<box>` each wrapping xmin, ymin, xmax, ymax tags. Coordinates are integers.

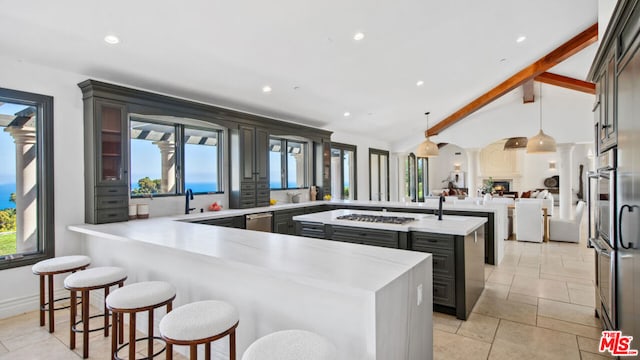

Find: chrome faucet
<box><xmin>185</xmin><ymin>189</ymin><xmax>195</xmax><ymax>214</ymax></box>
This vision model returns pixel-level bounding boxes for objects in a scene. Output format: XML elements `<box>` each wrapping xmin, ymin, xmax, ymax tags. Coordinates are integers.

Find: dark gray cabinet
<box><xmin>230</xmin><ymin>125</ymin><xmax>270</xmax><ymax>209</ymax></box>
<box><xmin>295</xmin><ymin>221</ymin><xmax>326</xmax><ymax>239</ymax></box>
<box><xmin>410</xmin><ymin>229</ymin><xmax>485</xmax><ymax>320</ymax></box>
<box><xmin>80</xmin><ymin>87</ymin><xmax>129</xmax><ymax>224</ymax></box>
<box><xmin>273</xmin><ymin>208</ymin><xmax>306</xmax><ymax>235</ymax></box>
<box><xmin>595</xmin><ymin>47</ymin><xmax>618</xmax><ymax>154</ymax></box>
<box><xmin>327</xmin><ymin>225</ymin><xmax>402</xmax><ymax>248</ymax></box>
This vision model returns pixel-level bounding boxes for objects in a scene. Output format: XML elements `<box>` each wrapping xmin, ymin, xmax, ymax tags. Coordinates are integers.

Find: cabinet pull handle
<box><xmin>427</xmin><ymin>239</ymin><xmax>438</xmax><ymax>242</ymax></box>
<box><xmin>619</xmin><ymin>204</ymin><xmax>639</xmax><ymax>249</ymax></box>
<box><xmin>602</xmin><ymin>124</ymin><xmax>612</xmax><ymax>129</ymax></box>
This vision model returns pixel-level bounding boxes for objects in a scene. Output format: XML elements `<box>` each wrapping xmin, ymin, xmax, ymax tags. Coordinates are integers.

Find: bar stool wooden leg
<box><xmin>119</xmin><ymin>313</ymin><xmax>124</xmax><ymax>344</ymax></box>
<box><xmin>190</xmin><ymin>344</ymin><xmax>197</xmax><ymax>359</ymax></box>
<box><xmin>111</xmin><ymin>311</ymin><xmax>118</xmax><ymax>358</ymax></box>
<box><xmin>104</xmin><ymin>287</ymin><xmax>110</xmax><ymax>337</ymax></box>
<box><xmin>166</xmin><ymin>343</ymin><xmax>173</xmax><ymax>360</ymax></box>
<box><xmin>205</xmin><ymin>342</ymin><xmax>211</xmax><ymax>360</ymax></box>
<box><xmin>39</xmin><ymin>275</ymin><xmax>45</xmax><ymax>327</ymax></box>
<box><xmin>70</xmin><ymin>290</ymin><xmax>77</xmax><ymax>350</ymax></box>
<box><xmin>48</xmin><ymin>274</ymin><xmax>54</xmax><ymax>333</ymax></box>
<box><xmin>148</xmin><ymin>308</ymin><xmax>154</xmax><ymax>359</ymax></box>
<box><xmin>230</xmin><ymin>329</ymin><xmax>236</xmax><ymax>360</ymax></box>
<box><xmin>129</xmin><ymin>313</ymin><xmax>136</xmax><ymax>360</ymax></box>
<box><xmin>82</xmin><ymin>290</ymin><xmax>90</xmax><ymax>359</ymax></box>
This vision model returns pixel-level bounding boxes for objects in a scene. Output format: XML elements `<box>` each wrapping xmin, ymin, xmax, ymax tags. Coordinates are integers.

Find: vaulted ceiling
<box><xmin>0</xmin><ymin>0</ymin><xmax>598</xmax><ymax>150</ymax></box>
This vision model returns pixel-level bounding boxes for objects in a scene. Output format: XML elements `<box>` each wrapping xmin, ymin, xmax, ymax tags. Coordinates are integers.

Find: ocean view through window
<box><xmin>0</xmin><ymin>87</ymin><xmax>54</xmax><ymax>268</ymax></box>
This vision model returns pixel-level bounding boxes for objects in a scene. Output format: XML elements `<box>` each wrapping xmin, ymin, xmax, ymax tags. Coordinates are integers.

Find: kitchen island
<box><xmin>69</xmin><ymin>216</ymin><xmax>432</xmax><ymax>359</ymax></box>
<box><xmin>293</xmin><ymin>209</ymin><xmax>486</xmax><ymax>320</ymax></box>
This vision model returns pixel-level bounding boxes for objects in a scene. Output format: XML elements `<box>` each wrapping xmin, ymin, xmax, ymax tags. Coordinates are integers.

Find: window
<box><xmin>405</xmin><ymin>153</ymin><xmax>429</xmax><ymax>202</ymax></box>
<box><xmin>130</xmin><ymin>120</ymin><xmax>177</xmax><ymax>195</ymax></box>
<box><xmin>269</xmin><ymin>137</ymin><xmax>308</xmax><ymax>189</ymax></box>
<box><xmin>184</xmin><ymin>127</ymin><xmax>221</xmax><ymax>193</ymax></box>
<box><xmin>130</xmin><ymin>118</ymin><xmax>223</xmax><ymax>197</ymax></box>
<box><xmin>369</xmin><ymin>148</ymin><xmax>389</xmax><ymax>201</ymax></box>
<box><xmin>330</xmin><ymin>143</ymin><xmax>357</xmax><ymax>200</ymax></box>
<box><xmin>0</xmin><ymin>87</ymin><xmax>54</xmax><ymax>269</ymax></box>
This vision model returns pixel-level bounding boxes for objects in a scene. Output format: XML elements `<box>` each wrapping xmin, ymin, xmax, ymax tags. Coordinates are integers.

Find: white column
<box><xmin>153</xmin><ymin>141</ymin><xmax>176</xmax><ymax>193</ymax></box>
<box><xmin>5</xmin><ymin>126</ymin><xmax>37</xmax><ymax>253</ymax></box>
<box><xmin>558</xmin><ymin>143</ymin><xmax>575</xmax><ymax>219</ymax></box>
<box><xmin>466</xmin><ymin>148</ymin><xmax>480</xmax><ymax>197</ymax></box>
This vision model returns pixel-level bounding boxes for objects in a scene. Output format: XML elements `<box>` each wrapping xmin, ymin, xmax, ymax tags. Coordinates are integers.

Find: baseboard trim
<box><xmin>0</xmin><ymin>289</ymin><xmax>67</xmax><ymax>320</ymax></box>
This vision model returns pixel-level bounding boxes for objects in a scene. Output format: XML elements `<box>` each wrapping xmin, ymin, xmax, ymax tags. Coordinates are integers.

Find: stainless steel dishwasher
<box><xmin>245</xmin><ymin>213</ymin><xmax>273</xmax><ymax>232</ymax></box>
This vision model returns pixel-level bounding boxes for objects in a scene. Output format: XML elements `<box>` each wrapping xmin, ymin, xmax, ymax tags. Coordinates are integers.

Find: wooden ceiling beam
<box><xmin>522</xmin><ymin>80</ymin><xmax>535</xmax><ymax>103</ymax></box>
<box><xmin>534</xmin><ymin>72</ymin><xmax>596</xmax><ymax>94</ymax></box>
<box><xmin>426</xmin><ymin>23</ymin><xmax>598</xmax><ymax>137</ymax></box>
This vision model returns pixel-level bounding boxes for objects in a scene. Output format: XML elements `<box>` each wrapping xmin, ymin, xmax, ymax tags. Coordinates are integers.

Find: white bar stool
<box><xmin>31</xmin><ymin>255</ymin><xmax>91</xmax><ymax>333</ymax></box>
<box><xmin>159</xmin><ymin>300</ymin><xmax>239</xmax><ymax>360</ymax></box>
<box><xmin>106</xmin><ymin>281</ymin><xmax>176</xmax><ymax>360</ymax></box>
<box><xmin>242</xmin><ymin>330</ymin><xmax>336</xmax><ymax>360</ymax></box>
<box><xmin>64</xmin><ymin>266</ymin><xmax>127</xmax><ymax>359</ymax></box>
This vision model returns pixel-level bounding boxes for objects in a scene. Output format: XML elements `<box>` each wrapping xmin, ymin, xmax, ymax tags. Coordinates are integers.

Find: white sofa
<box><xmin>549</xmin><ymin>201</ymin><xmax>586</xmax><ymax>242</ymax></box>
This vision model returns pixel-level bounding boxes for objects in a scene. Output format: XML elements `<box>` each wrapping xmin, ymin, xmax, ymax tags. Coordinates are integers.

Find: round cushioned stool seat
<box><xmin>106</xmin><ymin>281</ymin><xmax>176</xmax><ymax>309</ymax></box>
<box><xmin>160</xmin><ymin>300</ymin><xmax>239</xmax><ymax>341</ymax></box>
<box><xmin>242</xmin><ymin>330</ymin><xmax>336</xmax><ymax>360</ymax></box>
<box><xmin>32</xmin><ymin>255</ymin><xmax>91</xmax><ymax>274</ymax></box>
<box><xmin>64</xmin><ymin>267</ymin><xmax>127</xmax><ymax>289</ymax></box>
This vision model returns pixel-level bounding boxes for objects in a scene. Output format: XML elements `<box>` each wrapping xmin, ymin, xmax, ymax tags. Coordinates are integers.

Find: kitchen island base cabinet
<box><xmin>410</xmin><ymin>228</ymin><xmax>485</xmax><ymax>320</ymax></box>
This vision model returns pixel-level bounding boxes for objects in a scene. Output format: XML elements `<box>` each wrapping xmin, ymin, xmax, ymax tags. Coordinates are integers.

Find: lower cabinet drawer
<box><xmin>329</xmin><ymin>226</ymin><xmax>399</xmax><ymax>248</ymax></box>
<box><xmin>95</xmin><ymin>196</ymin><xmax>128</xmax><ymax>209</ymax></box>
<box><xmin>432</xmin><ymin>250</ymin><xmax>455</xmax><ymax>277</ymax></box>
<box><xmin>433</xmin><ymin>277</ymin><xmax>455</xmax><ymax>307</ymax></box>
<box><xmin>96</xmin><ymin>208</ymin><xmax>128</xmax><ymax>223</ymax></box>
<box><xmin>296</xmin><ymin>221</ymin><xmax>326</xmax><ymax>239</ymax></box>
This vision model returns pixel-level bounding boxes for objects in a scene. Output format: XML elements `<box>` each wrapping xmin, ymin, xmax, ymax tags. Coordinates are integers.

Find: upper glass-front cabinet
<box><xmin>96</xmin><ymin>100</ymin><xmax>128</xmax><ymax>185</ymax></box>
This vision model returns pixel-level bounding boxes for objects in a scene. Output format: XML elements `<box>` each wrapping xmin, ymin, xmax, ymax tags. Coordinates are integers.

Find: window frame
<box><xmin>182</xmin><ymin>124</ymin><xmax>224</xmax><ymax>195</ymax></box>
<box><xmin>269</xmin><ymin>136</ymin><xmax>309</xmax><ymax>190</ymax></box>
<box><xmin>330</xmin><ymin>142</ymin><xmax>357</xmax><ymax>200</ymax></box>
<box><xmin>0</xmin><ymin>87</ymin><xmax>54</xmax><ymax>269</ymax></box>
<box><xmin>369</xmin><ymin>148</ymin><xmax>390</xmax><ymax>201</ymax></box>
<box><xmin>129</xmin><ymin>118</ymin><xmax>224</xmax><ymax>198</ymax></box>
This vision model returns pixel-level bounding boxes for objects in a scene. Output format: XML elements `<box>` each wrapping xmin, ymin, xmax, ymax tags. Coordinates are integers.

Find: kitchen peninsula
<box><xmin>69</xmin><ymin>215</ymin><xmax>432</xmax><ymax>359</ymax></box>
<box><xmin>293</xmin><ymin>209</ymin><xmax>486</xmax><ymax>320</ymax></box>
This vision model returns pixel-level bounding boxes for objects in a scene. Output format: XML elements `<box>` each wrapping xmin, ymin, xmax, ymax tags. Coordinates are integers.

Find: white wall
<box><xmin>427</xmin><ymin>144</ymin><xmax>468</xmax><ymax>193</ymax></box>
<box><xmin>0</xmin><ymin>56</ymin><xmax>86</xmax><ymax>317</ymax></box>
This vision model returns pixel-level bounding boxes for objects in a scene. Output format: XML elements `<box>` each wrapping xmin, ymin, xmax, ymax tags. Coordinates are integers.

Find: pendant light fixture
<box><xmin>526</xmin><ymin>83</ymin><xmax>557</xmax><ymax>153</ymax></box>
<box><xmin>503</xmin><ymin>137</ymin><xmax>528</xmax><ymax>150</ymax></box>
<box><xmin>416</xmin><ymin>112</ymin><xmax>439</xmax><ymax>157</ymax></box>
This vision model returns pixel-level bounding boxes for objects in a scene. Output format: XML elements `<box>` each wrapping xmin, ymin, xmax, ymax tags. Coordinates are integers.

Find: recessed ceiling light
<box><xmin>353</xmin><ymin>32</ymin><xmax>365</xmax><ymax>41</ymax></box>
<box><xmin>104</xmin><ymin>35</ymin><xmax>120</xmax><ymax>45</ymax></box>
<box><xmin>344</xmin><ymin>112</ymin><xmax>351</xmax><ymax>117</ymax></box>
<box><xmin>516</xmin><ymin>35</ymin><xmax>527</xmax><ymax>43</ymax></box>
<box><xmin>262</xmin><ymin>85</ymin><xmax>272</xmax><ymax>93</ymax></box>
<box><xmin>416</xmin><ymin>80</ymin><xmax>424</xmax><ymax>87</ymax></box>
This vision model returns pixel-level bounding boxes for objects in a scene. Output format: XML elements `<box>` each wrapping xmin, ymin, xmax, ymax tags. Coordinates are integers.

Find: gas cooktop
<box><xmin>336</xmin><ymin>214</ymin><xmax>416</xmax><ymax>225</ymax></box>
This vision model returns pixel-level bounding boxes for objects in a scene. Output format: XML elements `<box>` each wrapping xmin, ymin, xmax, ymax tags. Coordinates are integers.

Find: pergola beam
<box><xmin>426</xmin><ymin>23</ymin><xmax>598</xmax><ymax>137</ymax></box>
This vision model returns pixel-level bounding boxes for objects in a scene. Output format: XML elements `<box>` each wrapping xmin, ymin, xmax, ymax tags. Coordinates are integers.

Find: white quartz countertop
<box><xmin>171</xmin><ymin>199</ymin><xmax>497</xmax><ymax>223</ymax></box>
<box><xmin>69</xmin><ymin>216</ymin><xmax>429</xmax><ymax>293</ymax></box>
<box><xmin>293</xmin><ymin>209</ymin><xmax>487</xmax><ymax>236</ymax></box>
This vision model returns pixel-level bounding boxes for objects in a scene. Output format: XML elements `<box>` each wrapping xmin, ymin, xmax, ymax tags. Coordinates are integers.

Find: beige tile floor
<box><xmin>0</xmin><ymin>306</ymin><xmax>188</xmax><ymax>359</ymax></box>
<box><xmin>434</xmin><ymin>216</ymin><xmax>613</xmax><ymax>360</ymax></box>
<box><xmin>0</xmin><ymin>212</ymin><xmax>608</xmax><ymax>359</ymax></box>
